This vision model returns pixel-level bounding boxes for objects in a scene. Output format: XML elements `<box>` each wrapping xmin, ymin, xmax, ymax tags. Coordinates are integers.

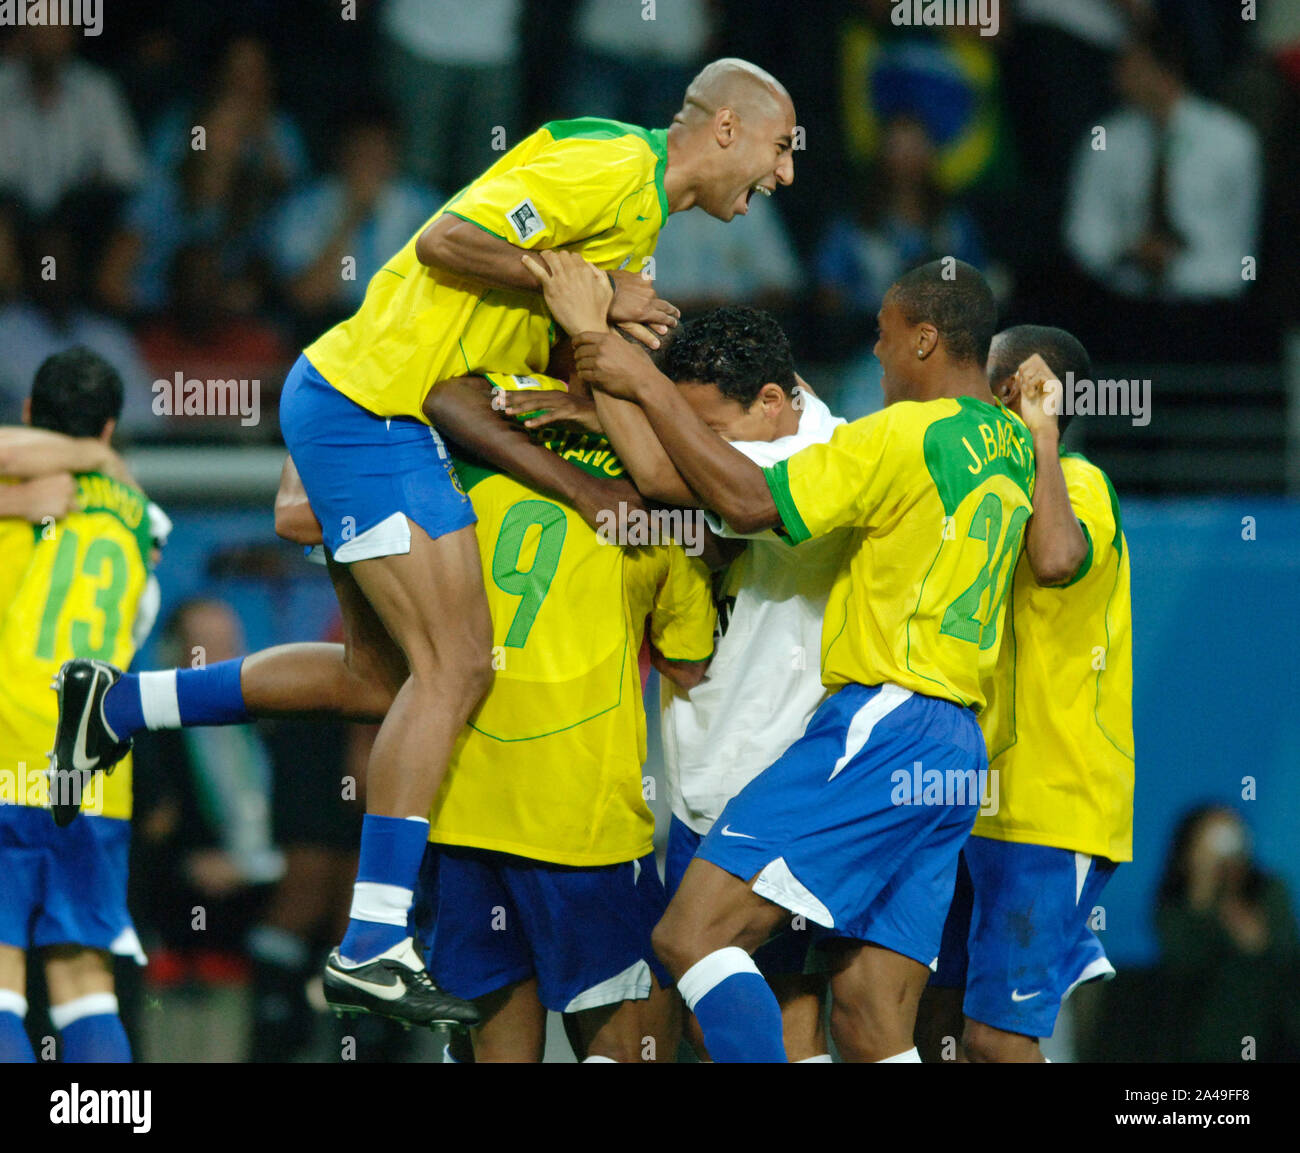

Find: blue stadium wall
<box><xmin>139</xmin><ymin>498</ymin><xmax>1300</xmax><ymax>968</ymax></box>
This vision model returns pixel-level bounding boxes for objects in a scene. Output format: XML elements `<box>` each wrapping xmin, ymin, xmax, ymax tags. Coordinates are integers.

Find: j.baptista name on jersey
<box><xmin>961</xmin><ymin>420</ymin><xmax>1030</xmax><ymax>476</ymax></box>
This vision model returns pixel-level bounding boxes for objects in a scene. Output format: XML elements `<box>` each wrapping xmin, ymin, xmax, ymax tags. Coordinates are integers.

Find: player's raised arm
<box><xmin>520</xmin><ymin>250</ymin><xmax>700</xmax><ymax>506</ymax></box>
<box><xmin>1008</xmin><ymin>354</ymin><xmax>1090</xmax><ymax>586</ymax></box>
<box><xmin>574</xmin><ymin>331</ymin><xmax>781</xmax><ymax>535</ymax></box>
<box><xmin>422</xmin><ymin>373</ymin><xmax>644</xmax><ymax>532</ymax></box>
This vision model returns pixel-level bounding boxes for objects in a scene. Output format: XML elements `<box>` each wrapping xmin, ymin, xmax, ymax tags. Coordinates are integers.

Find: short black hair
<box><xmin>659</xmin><ymin>306</ymin><xmax>796</xmax><ymax>405</ymax></box>
<box><xmin>29</xmin><ymin>347</ymin><xmax>124</xmax><ymax>438</ymax></box>
<box><xmin>887</xmin><ymin>259</ymin><xmax>997</xmax><ymax>367</ymax></box>
<box><xmin>988</xmin><ymin>324</ymin><xmax>1092</xmax><ymax>434</ymax></box>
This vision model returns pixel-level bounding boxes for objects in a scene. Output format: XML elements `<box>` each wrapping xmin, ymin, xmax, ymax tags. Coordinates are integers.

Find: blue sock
<box><xmin>104</xmin><ymin>659</ymin><xmax>248</xmax><ymax>741</ymax></box>
<box><xmin>339</xmin><ymin>814</ymin><xmax>430</xmax><ymax>964</ymax></box>
<box><xmin>0</xmin><ymin>1004</ymin><xmax>35</xmax><ymax>1062</ymax></box>
<box><xmin>679</xmin><ymin>947</ymin><xmax>788</xmax><ymax>1062</ymax></box>
<box><xmin>53</xmin><ymin>996</ymin><xmax>131</xmax><ymax>1062</ymax></box>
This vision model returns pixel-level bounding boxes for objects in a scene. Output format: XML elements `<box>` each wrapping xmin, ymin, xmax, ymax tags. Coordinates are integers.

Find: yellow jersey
<box><xmin>0</xmin><ymin>473</ymin><xmax>156</xmax><ymax>820</ymax></box>
<box><xmin>428</xmin><ymin>384</ymin><xmax>715</xmax><ymax>867</ymax></box>
<box><xmin>975</xmin><ymin>453</ymin><xmax>1134</xmax><ymax>861</ymax></box>
<box><xmin>765</xmin><ymin>396</ymin><xmax>1035</xmax><ymax>712</ymax></box>
<box><xmin>304</xmin><ymin>118</ymin><xmax>668</xmax><ymax>422</ymax></box>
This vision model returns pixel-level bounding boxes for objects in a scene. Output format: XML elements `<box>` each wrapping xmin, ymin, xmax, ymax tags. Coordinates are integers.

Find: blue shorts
<box><xmin>413</xmin><ymin>845</ymin><xmax>672</xmax><ymax>1013</ymax></box>
<box><xmin>666</xmin><ymin>814</ymin><xmax>817</xmax><ymax>977</ymax></box>
<box><xmin>696</xmin><ymin>682</ymin><xmax>987</xmax><ymax>967</ymax></box>
<box><xmin>280</xmin><ymin>354</ymin><xmax>475</xmax><ymax>561</ymax></box>
<box><xmin>0</xmin><ymin>806</ymin><xmax>144</xmax><ymax>963</ymax></box>
<box><xmin>931</xmin><ymin>836</ymin><xmax>1118</xmax><ymax>1038</ymax></box>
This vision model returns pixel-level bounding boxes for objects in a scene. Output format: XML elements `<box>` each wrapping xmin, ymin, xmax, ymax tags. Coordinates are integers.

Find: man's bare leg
<box><xmin>470</xmin><ymin>979</ymin><xmax>547</xmax><ymax>1063</ymax></box>
<box><xmin>44</xmin><ymin>946</ymin><xmax>130</xmax><ymax>1062</ymax></box>
<box><xmin>567</xmin><ymin>974</ymin><xmax>680</xmax><ymax>1063</ymax></box>
<box><xmin>961</xmin><ymin>1018</ymin><xmax>1046</xmax><ymax>1062</ymax></box>
<box><xmin>772</xmin><ymin>973</ymin><xmax>829</xmax><ymax>1061</ymax></box>
<box><xmin>0</xmin><ymin>945</ymin><xmax>34</xmax><ymax>1061</ymax></box>
<box><xmin>915</xmin><ymin>985</ymin><xmax>966</xmax><ymax>1063</ymax></box>
<box><xmin>652</xmin><ymin>858</ymin><xmax>791</xmax><ymax>1062</ymax></box>
<box><xmin>826</xmin><ymin>940</ymin><xmax>929</xmax><ymax>1062</ymax></box>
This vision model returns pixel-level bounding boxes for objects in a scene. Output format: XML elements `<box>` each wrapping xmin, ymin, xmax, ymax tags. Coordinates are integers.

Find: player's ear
<box><xmin>99</xmin><ymin>417</ymin><xmax>117</xmax><ymax>444</ymax></box>
<box><xmin>21</xmin><ymin>396</ymin><xmax>31</xmax><ymax>427</ymax></box>
<box><xmin>915</xmin><ymin>324</ymin><xmax>938</xmax><ymax>360</ymax></box>
<box><xmin>994</xmin><ymin>375</ymin><xmax>1019</xmax><ymax>407</ymax></box>
<box><xmin>755</xmin><ymin>382</ymin><xmax>786</xmax><ymax>417</ymax></box>
<box><xmin>714</xmin><ymin>106</ymin><xmax>738</xmax><ymax>147</ymax></box>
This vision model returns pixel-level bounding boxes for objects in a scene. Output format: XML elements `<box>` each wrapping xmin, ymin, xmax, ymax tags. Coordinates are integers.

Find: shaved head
<box><xmin>680</xmin><ymin>58</ymin><xmax>792</xmax><ymax>124</ymax></box>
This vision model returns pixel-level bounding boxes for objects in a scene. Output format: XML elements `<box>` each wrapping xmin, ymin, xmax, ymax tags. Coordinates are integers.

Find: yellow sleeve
<box><xmin>446</xmin><ymin>137</ymin><xmax>651</xmax><ymax>253</ymax></box>
<box><xmin>763</xmin><ymin>409</ymin><xmax>900</xmax><ymax>543</ymax></box>
<box><xmin>1062</xmin><ymin>459</ymin><xmax>1120</xmax><ymax>586</ymax></box>
<box><xmin>648</xmin><ymin>546</ymin><xmax>716</xmax><ymax>662</ymax></box>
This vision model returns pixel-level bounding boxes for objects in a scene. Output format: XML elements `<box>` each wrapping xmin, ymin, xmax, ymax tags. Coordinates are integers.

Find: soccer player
<box><xmin>919</xmin><ymin>326</ymin><xmax>1135</xmax><ymax>1063</ymax></box>
<box><xmin>0</xmin><ymin>349</ymin><xmax>167</xmax><ymax>1062</ymax></box>
<box><xmin>500</xmin><ymin>291</ymin><xmax>850</xmax><ymax>1062</ymax></box>
<box><xmin>568</xmin><ymin>259</ymin><xmax>1036</xmax><ymax>1062</ymax></box>
<box><xmin>53</xmin><ymin>58</ymin><xmax>797</xmax><ymax>1026</ymax></box>
<box><xmin>276</xmin><ymin>276</ymin><xmax>716</xmax><ymax>1061</ymax></box>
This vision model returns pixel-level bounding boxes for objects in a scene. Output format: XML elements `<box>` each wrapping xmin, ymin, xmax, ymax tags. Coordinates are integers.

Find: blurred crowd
<box><xmin>2</xmin><ymin>0</ymin><xmax>1298</xmax><ymax>436</ymax></box>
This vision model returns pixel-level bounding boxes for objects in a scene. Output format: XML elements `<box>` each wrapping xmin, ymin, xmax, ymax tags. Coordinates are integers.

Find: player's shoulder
<box><xmin>1061</xmin><ymin>451</ymin><xmax>1124</xmax><ymax>543</ymax></box>
<box><xmin>539</xmin><ymin>117</ymin><xmax>664</xmax><ymax>155</ymax></box>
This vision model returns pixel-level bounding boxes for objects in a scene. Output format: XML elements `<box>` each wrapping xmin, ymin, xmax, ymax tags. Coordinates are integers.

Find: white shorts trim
<box><xmin>563</xmin><ymin>958</ymin><xmax>652</xmax><ymax>1014</ymax></box>
<box><xmin>829</xmin><ymin>684</ymin><xmax>912</xmax><ymax>780</ymax></box>
<box><xmin>1063</xmin><ymin>954</ymin><xmax>1116</xmax><ymax>999</ymax></box>
<box><xmin>333</xmin><ymin>512</ymin><xmax>412</xmax><ymax>563</ymax></box>
<box><xmin>751</xmin><ymin>856</ymin><xmax>835</xmax><ymax>929</ymax></box>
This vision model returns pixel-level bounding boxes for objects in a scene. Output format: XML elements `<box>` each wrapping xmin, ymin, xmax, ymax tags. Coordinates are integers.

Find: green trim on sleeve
<box><xmin>442</xmin><ymin>210</ymin><xmax>508</xmax><ymax>243</ymax></box>
<box><xmin>1061</xmin><ymin>520</ymin><xmax>1094</xmax><ymax>588</ymax></box>
<box><xmin>764</xmin><ymin>460</ymin><xmax>811</xmax><ymax>545</ymax></box>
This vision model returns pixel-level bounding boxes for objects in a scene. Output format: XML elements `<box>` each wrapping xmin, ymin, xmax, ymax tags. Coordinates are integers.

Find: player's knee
<box><xmin>961</xmin><ymin>1020</ymin><xmax>1036</xmax><ymax>1063</ymax></box>
<box><xmin>650</xmin><ymin>915</ymin><xmax>691</xmax><ymax>978</ymax></box>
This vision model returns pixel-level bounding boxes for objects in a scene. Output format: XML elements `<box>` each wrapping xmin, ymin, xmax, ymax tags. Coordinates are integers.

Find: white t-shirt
<box><xmin>661</xmin><ymin>389</ymin><xmax>851</xmax><ymax>835</ymax></box>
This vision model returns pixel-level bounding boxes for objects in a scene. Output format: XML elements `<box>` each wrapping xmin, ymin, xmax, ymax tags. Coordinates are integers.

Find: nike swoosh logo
<box><xmin>72</xmin><ymin>675</ymin><xmax>100</xmax><ymax>772</ymax></box>
<box><xmin>720</xmin><ymin>825</ymin><xmax>756</xmax><ymax>839</ymax></box>
<box><xmin>1011</xmin><ymin>989</ymin><xmax>1042</xmax><ymax>1002</ymax></box>
<box><xmin>329</xmin><ymin>966</ymin><xmax>407</xmax><ymax>1001</ymax></box>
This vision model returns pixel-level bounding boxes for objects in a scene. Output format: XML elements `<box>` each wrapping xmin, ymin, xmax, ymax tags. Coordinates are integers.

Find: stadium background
<box><xmin>2</xmin><ymin>0</ymin><xmax>1297</xmax><ymax>1061</ymax></box>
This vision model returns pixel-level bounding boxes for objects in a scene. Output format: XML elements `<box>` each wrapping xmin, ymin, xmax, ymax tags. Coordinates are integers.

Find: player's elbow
<box><xmin>722</xmin><ymin>496</ymin><xmax>778</xmax><ymax>537</ymax></box>
<box><xmin>661</xmin><ymin>659</ymin><xmax>710</xmax><ymax>691</ymax></box>
<box><xmin>416</xmin><ymin>216</ymin><xmax>461</xmax><ymax>270</ymax></box>
<box><xmin>1030</xmin><ymin>544</ymin><xmax>1086</xmax><ymax>587</ymax></box>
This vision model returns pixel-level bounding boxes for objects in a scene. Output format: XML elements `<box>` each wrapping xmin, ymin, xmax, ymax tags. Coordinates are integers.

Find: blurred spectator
<box><xmin>145</xmin><ymin>34</ymin><xmax>309</xmax><ymax>190</ymax></box>
<box><xmin>1155</xmin><ymin>805</ymin><xmax>1300</xmax><ymax>1061</ymax></box>
<box><xmin>136</xmin><ymin>243</ymin><xmax>293</xmax><ymax>435</ymax></box>
<box><xmin>0</xmin><ymin>204</ymin><xmax>154</xmax><ymax>431</ymax></box>
<box><xmin>0</xmin><ymin>25</ymin><xmax>144</xmax><ymax>220</ymax></box>
<box><xmin>562</xmin><ymin>0</ymin><xmax>714</xmax><ymax>126</ymax></box>
<box><xmin>814</xmin><ymin>116</ymin><xmax>985</xmax><ymax>320</ymax></box>
<box><xmin>651</xmin><ymin>192</ymin><xmax>801</xmax><ymax>316</ymax></box>
<box><xmin>378</xmin><ymin>0</ymin><xmax>524</xmax><ymax>191</ymax></box>
<box><xmin>130</xmin><ymin>600</ymin><xmax>282</xmax><ymax>1062</ymax></box>
<box><xmin>269</xmin><ymin>100</ymin><xmax>440</xmax><ymax>344</ymax></box>
<box><xmin>1065</xmin><ymin>33</ymin><xmax>1261</xmax><ymax>304</ymax></box>
<box><xmin>837</xmin><ymin>0</ymin><xmax>1008</xmax><ymax>197</ymax></box>
<box><xmin>1002</xmin><ymin>0</ymin><xmax>1151</xmax><ymax>252</ymax></box>
<box><xmin>98</xmin><ymin>37</ymin><xmax>306</xmax><ymax>319</ymax></box>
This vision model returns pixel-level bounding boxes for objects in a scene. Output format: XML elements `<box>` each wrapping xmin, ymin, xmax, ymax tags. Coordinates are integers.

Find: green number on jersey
<box><xmin>491</xmin><ymin>500</ymin><xmax>568</xmax><ymax>648</ymax></box>
<box><xmin>34</xmin><ymin>530</ymin><xmax>130</xmax><ymax>661</ymax></box>
<box><xmin>940</xmin><ymin>493</ymin><xmax>1030</xmax><ymax>650</ymax></box>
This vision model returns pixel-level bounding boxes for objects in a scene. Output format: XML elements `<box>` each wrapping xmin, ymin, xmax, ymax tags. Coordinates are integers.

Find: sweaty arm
<box><xmin>423</xmin><ymin>375</ymin><xmax>644</xmax><ymax>532</ymax></box>
<box><xmin>416</xmin><ymin>214</ymin><xmax>546</xmax><ymax>293</ymax></box>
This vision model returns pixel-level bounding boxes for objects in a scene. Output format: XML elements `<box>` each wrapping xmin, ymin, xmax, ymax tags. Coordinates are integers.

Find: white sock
<box><xmin>347</xmin><ymin>882</ymin><xmax>412</xmax><ymax>929</ymax></box>
<box><xmin>677</xmin><ymin>946</ymin><xmax>761</xmax><ymax>1012</ymax></box>
<box><xmin>0</xmin><ymin>990</ymin><xmax>27</xmax><ymax>1018</ymax></box>
<box><xmin>50</xmin><ymin>992</ymin><xmax>119</xmax><ymax>1030</ymax></box>
<box><xmin>876</xmin><ymin>1046</ymin><xmax>921</xmax><ymax>1063</ymax></box>
<box><xmin>797</xmin><ymin>1053</ymin><xmax>833</xmax><ymax>1062</ymax></box>
<box><xmin>582</xmin><ymin>1055</ymin><xmax>618</xmax><ymax>1063</ymax></box>
<box><xmin>139</xmin><ymin>670</ymin><xmax>182</xmax><ymax>730</ymax></box>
